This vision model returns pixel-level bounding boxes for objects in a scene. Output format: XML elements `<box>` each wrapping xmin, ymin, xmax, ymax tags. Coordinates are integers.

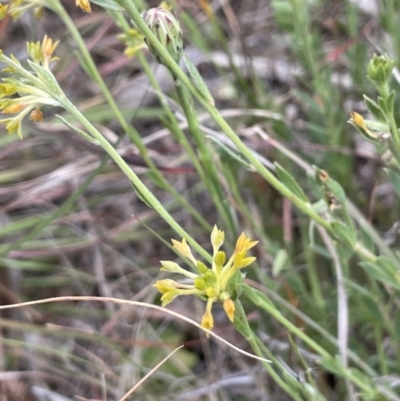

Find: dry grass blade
<box><xmin>118</xmin><ymin>345</ymin><xmax>184</xmax><ymax>401</ymax></box>
<box><xmin>0</xmin><ymin>296</ymin><xmax>271</xmax><ymax>363</ymax></box>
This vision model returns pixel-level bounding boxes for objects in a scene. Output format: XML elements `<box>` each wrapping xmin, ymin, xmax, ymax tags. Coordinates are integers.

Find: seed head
<box><xmin>142</xmin><ymin>7</ymin><xmax>183</xmax><ymax>65</ymax></box>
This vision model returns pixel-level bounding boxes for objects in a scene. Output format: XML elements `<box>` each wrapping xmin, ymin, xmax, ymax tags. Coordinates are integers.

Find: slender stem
<box><xmin>118</xmin><ymin>1</ymin><xmax>379</xmax><ymax>264</ymax></box>
<box><xmin>138</xmin><ymin>64</ymin><xmax>211</xmax><ymax>229</ymax></box>
<box><xmin>174</xmin><ymin>82</ymin><xmax>236</xmax><ymax>233</ymax></box>
<box><xmin>242</xmin><ymin>284</ymin><xmax>330</xmax><ymax>358</ymax></box>
<box><xmin>117</xmin><ymin>0</ymin><xmax>335</xmax><ymax>232</ymax></box>
<box><xmin>55</xmin><ymin>1</ymin><xmax>215</xmax><ymax>234</ymax></box>
<box><xmin>233</xmin><ymin>300</ymin><xmax>304</xmax><ymax>401</ymax></box>
<box><xmin>243</xmin><ymin>284</ymin><xmax>388</xmax><ymax>397</ymax></box>
<box><xmin>58</xmin><ymin>92</ymin><xmax>211</xmax><ymax>262</ymax></box>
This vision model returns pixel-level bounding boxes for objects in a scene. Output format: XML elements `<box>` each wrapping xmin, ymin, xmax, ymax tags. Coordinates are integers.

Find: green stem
<box><xmin>243</xmin><ymin>285</ymin><xmax>388</xmax><ymax>397</ymax></box>
<box><xmin>136</xmin><ymin>51</ymin><xmax>212</xmax><ymax>231</ymax></box>
<box><xmin>57</xmin><ymin>92</ymin><xmax>211</xmax><ymax>262</ymax></box>
<box><xmin>174</xmin><ymin>82</ymin><xmax>236</xmax><ymax>233</ymax></box>
<box><xmin>233</xmin><ymin>300</ymin><xmax>305</xmax><ymax>401</ymax></box>
<box><xmin>117</xmin><ymin>0</ymin><xmax>351</xmax><ymax>245</ymax></box>
<box><xmin>242</xmin><ymin>285</ymin><xmax>330</xmax><ymax>358</ymax></box>
<box><xmin>54</xmin><ymin>1</ymin><xmax>215</xmax><ymax>234</ymax></box>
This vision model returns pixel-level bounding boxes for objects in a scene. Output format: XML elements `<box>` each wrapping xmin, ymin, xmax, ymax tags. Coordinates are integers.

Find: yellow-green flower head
<box><xmin>0</xmin><ymin>36</ymin><xmax>61</xmax><ymax>138</ymax></box>
<box><xmin>142</xmin><ymin>7</ymin><xmax>183</xmax><ymax>65</ymax></box>
<box><xmin>153</xmin><ymin>226</ymin><xmax>258</xmax><ymax>334</ymax></box>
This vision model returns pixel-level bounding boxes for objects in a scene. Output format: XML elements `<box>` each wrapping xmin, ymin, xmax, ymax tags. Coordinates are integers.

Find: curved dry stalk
<box><xmin>119</xmin><ymin>345</ymin><xmax>184</xmax><ymax>401</ymax></box>
<box><xmin>0</xmin><ymin>296</ymin><xmax>271</xmax><ymax>363</ymax></box>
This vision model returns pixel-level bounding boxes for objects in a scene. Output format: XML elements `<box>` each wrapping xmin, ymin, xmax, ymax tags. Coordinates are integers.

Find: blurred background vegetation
<box><xmin>1</xmin><ymin>0</ymin><xmax>400</xmax><ymax>400</ymax></box>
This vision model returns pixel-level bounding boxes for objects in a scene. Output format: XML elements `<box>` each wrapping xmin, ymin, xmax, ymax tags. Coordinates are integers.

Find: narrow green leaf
<box><xmin>331</xmin><ymin>221</ymin><xmax>356</xmax><ymax>247</ymax></box>
<box><xmin>363</xmin><ymin>95</ymin><xmax>386</xmax><ymax>121</ymax></box>
<box><xmin>324</xmin><ymin>178</ymin><xmax>346</xmax><ymax>204</ymax></box>
<box><xmin>378</xmin><ymin>96</ymin><xmax>387</xmax><ymax>114</ymax></box>
<box><xmin>314</xmin><ymin>166</ymin><xmax>346</xmax><ymax>204</ymax></box>
<box><xmin>386</xmin><ymin>90</ymin><xmax>395</xmax><ymax>114</ymax></box>
<box><xmin>131</xmin><ymin>183</ymin><xmax>153</xmax><ymax>209</ymax></box>
<box><xmin>272</xmin><ymin>249</ymin><xmax>289</xmax><ymax>276</ymax></box>
<box><xmin>208</xmin><ymin>136</ymin><xmax>254</xmax><ymax>170</ymax></box>
<box><xmin>385</xmin><ymin>168</ymin><xmax>400</xmax><ymax>198</ymax></box>
<box><xmin>360</xmin><ymin>259</ymin><xmax>400</xmax><ymax>291</ymax></box>
<box><xmin>56</xmin><ymin>115</ymin><xmax>100</xmax><ymax>145</ymax></box>
<box><xmin>359</xmin><ymin>295</ymin><xmax>384</xmax><ymax>324</ymax></box>
<box><xmin>318</xmin><ymin>355</ymin><xmax>346</xmax><ymax>375</ymax></box>
<box><xmin>27</xmin><ymin>61</ymin><xmax>61</xmax><ymax>94</ymax></box>
<box><xmin>376</xmin><ymin>255</ymin><xmax>400</xmax><ymax>275</ymax></box>
<box><xmin>183</xmin><ymin>54</ymin><xmax>215</xmax><ymax>106</ymax></box>
<box><xmin>275</xmin><ymin>163</ymin><xmax>309</xmax><ymax>203</ymax></box>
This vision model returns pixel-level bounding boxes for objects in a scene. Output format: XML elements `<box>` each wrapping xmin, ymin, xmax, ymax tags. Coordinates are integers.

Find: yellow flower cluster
<box><xmin>0</xmin><ymin>36</ymin><xmax>61</xmax><ymax>138</ymax></box>
<box><xmin>154</xmin><ymin>226</ymin><xmax>258</xmax><ymax>332</ymax></box>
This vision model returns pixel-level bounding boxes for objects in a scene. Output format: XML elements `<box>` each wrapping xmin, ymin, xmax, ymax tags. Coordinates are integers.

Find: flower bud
<box><xmin>204</xmin><ymin>270</ymin><xmax>217</xmax><ymax>284</ymax></box>
<box><xmin>197</xmin><ymin>260</ymin><xmax>209</xmax><ymax>275</ymax></box>
<box><xmin>211</xmin><ymin>225</ymin><xmax>224</xmax><ymax>251</ymax></box>
<box><xmin>367</xmin><ymin>54</ymin><xmax>394</xmax><ymax>86</ymax></box>
<box><xmin>142</xmin><ymin>7</ymin><xmax>183</xmax><ymax>65</ymax></box>
<box><xmin>205</xmin><ymin>287</ymin><xmax>218</xmax><ymax>298</ymax></box>
<box><xmin>223</xmin><ymin>298</ymin><xmax>235</xmax><ymax>322</ymax></box>
<box><xmin>194</xmin><ymin>277</ymin><xmax>206</xmax><ymax>290</ymax></box>
<box><xmin>214</xmin><ymin>250</ymin><xmax>226</xmax><ymax>267</ymax></box>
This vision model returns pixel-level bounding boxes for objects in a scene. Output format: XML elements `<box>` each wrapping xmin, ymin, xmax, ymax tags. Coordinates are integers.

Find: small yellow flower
<box><xmin>117</xmin><ymin>29</ymin><xmax>146</xmax><ymax>59</ymax></box>
<box><xmin>160</xmin><ymin>260</ymin><xmax>198</xmax><ymax>278</ymax></box>
<box><xmin>4</xmin><ymin>118</ymin><xmax>21</xmax><ymax>138</ymax></box>
<box><xmin>124</xmin><ymin>44</ymin><xmax>146</xmax><ymax>58</ymax></box>
<box><xmin>27</xmin><ymin>41</ymin><xmax>43</xmax><ymax>64</ymax></box>
<box><xmin>153</xmin><ymin>278</ymin><xmax>180</xmax><ymax>294</ymax></box>
<box><xmin>76</xmin><ymin>0</ymin><xmax>91</xmax><ymax>13</ymax></box>
<box><xmin>235</xmin><ymin>232</ymin><xmax>259</xmax><ymax>254</ymax></box>
<box><xmin>201</xmin><ymin>299</ymin><xmax>215</xmax><ymax>333</ymax></box>
<box><xmin>0</xmin><ymin>3</ymin><xmax>8</xmax><ymax>20</ymax></box>
<box><xmin>41</xmin><ymin>35</ymin><xmax>60</xmax><ymax>66</ymax></box>
<box><xmin>0</xmin><ymin>83</ymin><xmax>17</xmax><ymax>97</ymax></box>
<box><xmin>350</xmin><ymin>111</ymin><xmax>390</xmax><ymax>142</ymax></box>
<box><xmin>153</xmin><ymin>226</ymin><xmax>258</xmax><ymax>334</ymax></box>
<box><xmin>2</xmin><ymin>103</ymin><xmax>25</xmax><ymax>113</ymax></box>
<box><xmin>171</xmin><ymin>238</ymin><xmax>197</xmax><ymax>265</ymax></box>
<box><xmin>223</xmin><ymin>298</ymin><xmax>235</xmax><ymax>322</ymax></box>
<box><xmin>211</xmin><ymin>225</ymin><xmax>225</xmax><ymax>254</ymax></box>
<box><xmin>159</xmin><ymin>1</ymin><xmax>173</xmax><ymax>11</ymax></box>
<box><xmin>350</xmin><ymin>112</ymin><xmax>367</xmax><ymax>131</ymax></box>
